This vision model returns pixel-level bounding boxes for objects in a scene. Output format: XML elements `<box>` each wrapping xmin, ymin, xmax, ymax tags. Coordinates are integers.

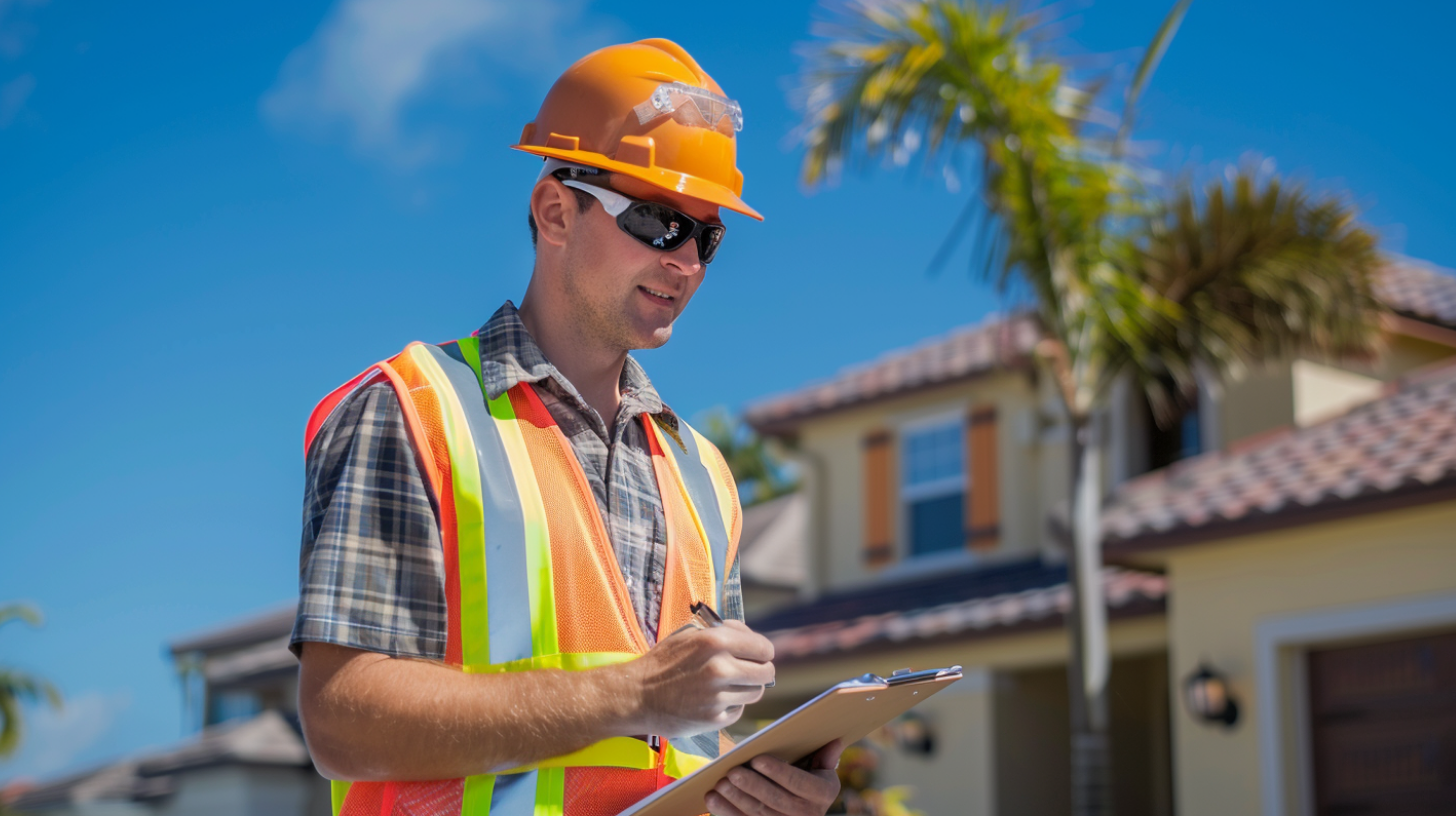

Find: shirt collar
<box><xmin>474</xmin><ymin>301</ymin><xmax>673</xmax><ymax>424</ymax></box>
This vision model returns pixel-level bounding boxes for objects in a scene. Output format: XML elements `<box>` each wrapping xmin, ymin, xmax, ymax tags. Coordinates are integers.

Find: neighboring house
<box><xmin>4</xmin><ymin>607</ymin><xmax>328</xmax><ymax>816</ymax></box>
<box><xmin>742</xmin><ymin>259</ymin><xmax>1456</xmax><ymax>816</ymax></box>
<box><xmin>737</xmin><ymin>492</ymin><xmax>810</xmax><ymax>618</ymax></box>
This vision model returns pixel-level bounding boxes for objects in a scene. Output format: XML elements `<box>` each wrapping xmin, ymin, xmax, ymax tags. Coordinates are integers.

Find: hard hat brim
<box><xmin>512</xmin><ymin>144</ymin><xmax>764</xmax><ymax>222</ymax></box>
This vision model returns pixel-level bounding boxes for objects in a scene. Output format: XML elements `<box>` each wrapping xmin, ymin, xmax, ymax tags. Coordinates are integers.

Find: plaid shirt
<box><xmin>292</xmin><ymin>301</ymin><xmax>742</xmax><ymax>660</ymax></box>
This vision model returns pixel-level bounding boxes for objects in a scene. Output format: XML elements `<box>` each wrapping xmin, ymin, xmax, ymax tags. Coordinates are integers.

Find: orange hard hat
<box><xmin>513</xmin><ymin>39</ymin><xmax>762</xmax><ymax>221</ymax></box>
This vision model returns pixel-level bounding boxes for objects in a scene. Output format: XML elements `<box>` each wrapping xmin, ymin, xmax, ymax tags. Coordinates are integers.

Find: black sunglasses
<box><xmin>557</xmin><ymin>172</ymin><xmax>726</xmax><ymax>265</ymax></box>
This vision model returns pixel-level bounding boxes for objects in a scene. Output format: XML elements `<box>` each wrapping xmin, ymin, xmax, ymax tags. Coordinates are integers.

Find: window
<box><xmin>207</xmin><ymin>690</ymin><xmax>260</xmax><ymax>725</ymax></box>
<box><xmin>900</xmin><ymin>419</ymin><xmax>965</xmax><ymax>556</ymax></box>
<box><xmin>1147</xmin><ymin>385</ymin><xmax>1202</xmax><ymax>471</ymax></box>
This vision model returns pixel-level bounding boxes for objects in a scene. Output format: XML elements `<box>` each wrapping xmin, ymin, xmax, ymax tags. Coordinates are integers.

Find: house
<box><xmin>741</xmin><ymin>259</ymin><xmax>1456</xmax><ymax>816</ymax></box>
<box><xmin>4</xmin><ymin>606</ymin><xmax>328</xmax><ymax>816</ymax></box>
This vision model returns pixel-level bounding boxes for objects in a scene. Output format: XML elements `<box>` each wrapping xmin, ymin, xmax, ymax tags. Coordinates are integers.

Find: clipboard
<box><xmin>618</xmin><ymin>666</ymin><xmax>963</xmax><ymax>816</ymax></box>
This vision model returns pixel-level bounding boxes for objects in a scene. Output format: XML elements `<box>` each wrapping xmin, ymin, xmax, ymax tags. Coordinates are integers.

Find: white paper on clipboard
<box><xmin>618</xmin><ymin>666</ymin><xmax>963</xmax><ymax>816</ymax></box>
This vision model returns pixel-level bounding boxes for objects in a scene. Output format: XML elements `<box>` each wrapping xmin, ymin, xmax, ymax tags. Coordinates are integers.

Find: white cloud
<box><xmin>0</xmin><ymin>690</ymin><xmax>132</xmax><ymax>783</ymax></box>
<box><xmin>0</xmin><ymin>71</ymin><xmax>33</xmax><ymax>128</ymax></box>
<box><xmin>261</xmin><ymin>0</ymin><xmax>610</xmax><ymax>166</ymax></box>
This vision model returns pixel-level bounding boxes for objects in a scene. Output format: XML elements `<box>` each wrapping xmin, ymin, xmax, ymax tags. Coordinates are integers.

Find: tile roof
<box><xmin>744</xmin><ymin>261</ymin><xmax>1456</xmax><ymax>434</ymax></box>
<box><xmin>168</xmin><ymin>603</ymin><xmax>296</xmax><ymax>657</ymax></box>
<box><xmin>203</xmin><ymin>635</ymin><xmax>297</xmax><ymax>686</ymax></box>
<box><xmin>1376</xmin><ymin>260</ymin><xmax>1456</xmax><ymax>328</ymax></box>
<box><xmin>753</xmin><ymin>558</ymin><xmax>1166</xmax><ymax>661</ymax></box>
<box><xmin>1102</xmin><ymin>360</ymin><xmax>1456</xmax><ymax>548</ymax></box>
<box><xmin>2</xmin><ymin>761</ymin><xmax>173</xmax><ymax>811</ymax></box>
<box><xmin>745</xmin><ymin>314</ymin><xmax>1041</xmax><ymax>435</ymax></box>
<box><xmin>3</xmin><ymin>712</ymin><xmax>309</xmax><ymax>811</ymax></box>
<box><xmin>137</xmin><ymin>710</ymin><xmax>310</xmax><ymax>776</ymax></box>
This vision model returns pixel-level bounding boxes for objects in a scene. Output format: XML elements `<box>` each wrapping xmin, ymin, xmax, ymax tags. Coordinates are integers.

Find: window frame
<box><xmin>896</xmin><ymin>410</ymin><xmax>969</xmax><ymax>558</ymax></box>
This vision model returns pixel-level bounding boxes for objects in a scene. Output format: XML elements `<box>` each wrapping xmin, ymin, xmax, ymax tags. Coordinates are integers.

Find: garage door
<box><xmin>1308</xmin><ymin>630</ymin><xmax>1456</xmax><ymax>815</ymax></box>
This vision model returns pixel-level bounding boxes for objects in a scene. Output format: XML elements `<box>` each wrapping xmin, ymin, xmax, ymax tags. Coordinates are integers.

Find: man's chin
<box><xmin>637</xmin><ymin>326</ymin><xmax>673</xmax><ymax>350</ymax></box>
<box><xmin>625</xmin><ymin>321</ymin><xmax>673</xmax><ymax>351</ymax></box>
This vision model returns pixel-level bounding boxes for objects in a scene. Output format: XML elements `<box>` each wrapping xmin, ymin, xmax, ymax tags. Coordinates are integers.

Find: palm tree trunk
<box><xmin>1067</xmin><ymin>415</ymin><xmax>1112</xmax><ymax>816</ymax></box>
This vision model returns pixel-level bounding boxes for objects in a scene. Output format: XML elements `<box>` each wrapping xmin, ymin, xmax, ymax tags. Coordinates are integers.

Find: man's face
<box><xmin>557</xmin><ymin>174</ymin><xmax>720</xmax><ymax>352</ymax></box>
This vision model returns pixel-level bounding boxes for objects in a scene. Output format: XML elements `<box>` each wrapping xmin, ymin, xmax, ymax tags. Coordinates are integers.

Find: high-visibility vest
<box><xmin>304</xmin><ymin>338</ymin><xmax>742</xmax><ymax>816</ymax></box>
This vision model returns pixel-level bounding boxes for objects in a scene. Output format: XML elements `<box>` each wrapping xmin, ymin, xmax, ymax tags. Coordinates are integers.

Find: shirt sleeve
<box><xmin>291</xmin><ymin>381</ymin><xmax>448</xmax><ymax>660</ymax></box>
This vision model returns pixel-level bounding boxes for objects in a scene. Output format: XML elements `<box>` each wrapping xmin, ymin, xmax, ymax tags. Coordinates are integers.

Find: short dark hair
<box><xmin>528</xmin><ymin>185</ymin><xmax>597</xmax><ymax>248</ymax></box>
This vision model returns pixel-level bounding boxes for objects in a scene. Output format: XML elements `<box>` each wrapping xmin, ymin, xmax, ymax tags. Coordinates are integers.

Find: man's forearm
<box><xmin>299</xmin><ymin>643</ymin><xmax>642</xmax><ymax>781</ymax></box>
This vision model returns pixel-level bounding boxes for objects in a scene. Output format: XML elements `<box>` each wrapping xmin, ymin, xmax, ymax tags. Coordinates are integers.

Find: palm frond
<box><xmin>0</xmin><ymin>669</ymin><xmax>63</xmax><ymax>758</ymax></box>
<box><xmin>796</xmin><ymin>0</ymin><xmax>1137</xmax><ymax>341</ymax></box>
<box><xmin>1115</xmin><ymin>0</ymin><xmax>1192</xmax><ymax>152</ymax></box>
<box><xmin>0</xmin><ymin>604</ymin><xmax>43</xmax><ymax>629</ymax></box>
<box><xmin>1124</xmin><ymin>165</ymin><xmax>1385</xmax><ymax>421</ymax></box>
<box><xmin>1</xmin><ymin>603</ymin><xmax>63</xmax><ymax>759</ymax></box>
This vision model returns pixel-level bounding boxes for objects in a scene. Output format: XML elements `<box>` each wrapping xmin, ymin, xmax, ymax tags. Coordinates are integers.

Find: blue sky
<box><xmin>2</xmin><ymin>0</ymin><xmax>1454</xmax><ymax>784</ymax></box>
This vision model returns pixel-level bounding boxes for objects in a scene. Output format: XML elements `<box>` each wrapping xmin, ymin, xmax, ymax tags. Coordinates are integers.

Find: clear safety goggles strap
<box><xmin>632</xmin><ymin>81</ymin><xmax>743</xmax><ymax>136</ymax></box>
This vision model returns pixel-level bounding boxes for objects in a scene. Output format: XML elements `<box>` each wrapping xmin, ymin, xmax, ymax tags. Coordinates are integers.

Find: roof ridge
<box><xmin>745</xmin><ymin>311</ymin><xmax>1039</xmax><ymax>430</ymax></box>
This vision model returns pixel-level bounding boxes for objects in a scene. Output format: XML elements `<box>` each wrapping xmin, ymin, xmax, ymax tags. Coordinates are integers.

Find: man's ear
<box><xmin>530</xmin><ymin>178</ymin><xmax>575</xmax><ymax>249</ymax></box>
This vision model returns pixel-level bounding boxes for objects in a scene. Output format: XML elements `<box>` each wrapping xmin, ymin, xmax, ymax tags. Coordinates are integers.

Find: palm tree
<box><xmin>795</xmin><ymin>2</ymin><xmax>1383</xmax><ymax>813</ymax></box>
<box><xmin>1</xmin><ymin>604</ymin><xmax>62</xmax><ymax>760</ymax></box>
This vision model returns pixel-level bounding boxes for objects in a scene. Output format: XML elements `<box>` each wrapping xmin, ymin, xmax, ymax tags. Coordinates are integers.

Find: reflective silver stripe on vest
<box><xmin>670</xmin><ymin>419</ymin><xmax>731</xmax><ymax>610</ymax></box>
<box><xmin>430</xmin><ymin>343</ymin><xmax>534</xmax><ymax>666</ymax></box>
<box><xmin>670</xmin><ymin>731</ymin><xmax>721</xmax><ymax>762</ymax></box>
<box><xmin>488</xmin><ymin>768</ymin><xmax>537</xmax><ymax>813</ymax></box>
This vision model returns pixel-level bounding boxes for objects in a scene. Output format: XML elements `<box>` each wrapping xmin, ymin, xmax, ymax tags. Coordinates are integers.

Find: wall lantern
<box><xmin>879</xmin><ymin>712</ymin><xmax>937</xmax><ymax>756</ymax></box>
<box><xmin>1183</xmin><ymin>663</ymin><xmax>1240</xmax><ymax>728</ymax></box>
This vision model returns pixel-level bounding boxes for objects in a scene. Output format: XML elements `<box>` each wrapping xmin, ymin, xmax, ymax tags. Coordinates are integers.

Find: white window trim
<box><xmin>1252</xmin><ymin>591</ymin><xmax>1456</xmax><ymax>816</ymax></box>
<box><xmin>895</xmin><ymin>407</ymin><xmax>968</xmax><ymax>435</ymax></box>
<box><xmin>902</xmin><ymin>474</ymin><xmax>966</xmax><ymax>502</ymax></box>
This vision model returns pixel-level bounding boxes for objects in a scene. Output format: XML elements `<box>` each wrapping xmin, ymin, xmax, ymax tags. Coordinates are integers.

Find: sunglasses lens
<box><xmin>621</xmin><ymin>202</ymin><xmax>693</xmax><ymax>252</ymax></box>
<box><xmin>696</xmin><ymin>226</ymin><xmax>725</xmax><ymax>264</ymax></box>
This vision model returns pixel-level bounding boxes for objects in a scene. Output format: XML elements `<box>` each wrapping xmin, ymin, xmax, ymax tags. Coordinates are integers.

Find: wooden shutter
<box><xmin>862</xmin><ymin>429</ymin><xmax>895</xmax><ymax>567</ymax></box>
<box><xmin>966</xmin><ymin>406</ymin><xmax>1000</xmax><ymax>550</ymax></box>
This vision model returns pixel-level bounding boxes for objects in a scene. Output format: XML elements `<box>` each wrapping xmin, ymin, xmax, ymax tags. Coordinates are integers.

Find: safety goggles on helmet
<box><xmin>553</xmin><ymin>166</ymin><xmax>726</xmax><ymax>265</ymax></box>
<box><xmin>632</xmin><ymin>81</ymin><xmax>743</xmax><ymax>137</ymax></box>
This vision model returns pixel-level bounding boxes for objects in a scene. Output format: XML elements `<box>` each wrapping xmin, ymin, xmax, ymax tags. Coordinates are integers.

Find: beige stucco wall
<box><xmin>878</xmin><ymin>670</ymin><xmax>997</xmax><ymax>816</ymax></box>
<box><xmin>1219</xmin><ymin>361</ymin><xmax>1297</xmax><ymax>448</ymax></box>
<box><xmin>1217</xmin><ymin>332</ymin><xmax>1454</xmax><ymax>450</ymax></box>
<box><xmin>1146</xmin><ymin>500</ymin><xmax>1456</xmax><ymax>816</ymax></box>
<box><xmin>1290</xmin><ymin>360</ymin><xmax>1382</xmax><ymax>427</ymax></box>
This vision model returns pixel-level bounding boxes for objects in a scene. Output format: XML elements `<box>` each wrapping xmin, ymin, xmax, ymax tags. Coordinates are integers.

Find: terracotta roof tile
<box><xmin>1102</xmin><ymin>360</ymin><xmax>1456</xmax><ymax>546</ymax></box>
<box><xmin>745</xmin><ymin>314</ymin><xmax>1040</xmax><ymax>434</ymax></box>
<box><xmin>1375</xmin><ymin>260</ymin><xmax>1456</xmax><ymax>328</ymax></box>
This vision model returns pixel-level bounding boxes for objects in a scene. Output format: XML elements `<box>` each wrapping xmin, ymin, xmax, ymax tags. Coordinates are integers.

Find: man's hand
<box><xmin>705</xmin><ymin>739</ymin><xmax>845</xmax><ymax>816</ymax></box>
<box><xmin>622</xmin><ymin>620</ymin><xmax>775</xmax><ymax>737</ymax></box>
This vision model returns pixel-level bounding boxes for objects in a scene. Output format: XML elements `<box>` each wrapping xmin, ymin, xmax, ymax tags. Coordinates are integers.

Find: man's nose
<box><xmin>660</xmin><ymin>240</ymin><xmax>701</xmax><ymax>276</ymax></box>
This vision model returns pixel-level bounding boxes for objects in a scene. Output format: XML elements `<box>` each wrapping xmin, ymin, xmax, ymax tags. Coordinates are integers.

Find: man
<box><xmin>291</xmin><ymin>39</ymin><xmax>843</xmax><ymax>816</ymax></box>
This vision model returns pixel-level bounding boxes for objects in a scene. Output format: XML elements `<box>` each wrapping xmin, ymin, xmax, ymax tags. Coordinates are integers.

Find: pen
<box><xmin>688</xmin><ymin>601</ymin><xmax>775</xmax><ymax>688</ymax></box>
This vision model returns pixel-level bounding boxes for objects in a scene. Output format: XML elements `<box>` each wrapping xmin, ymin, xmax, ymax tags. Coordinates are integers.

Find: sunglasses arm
<box><xmin>560</xmin><ymin>179</ymin><xmax>632</xmax><ymax>217</ymax></box>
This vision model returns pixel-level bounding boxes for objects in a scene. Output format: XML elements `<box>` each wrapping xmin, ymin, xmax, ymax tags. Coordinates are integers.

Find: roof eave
<box><xmin>1104</xmin><ymin>476</ymin><xmax>1456</xmax><ymax>556</ymax></box>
